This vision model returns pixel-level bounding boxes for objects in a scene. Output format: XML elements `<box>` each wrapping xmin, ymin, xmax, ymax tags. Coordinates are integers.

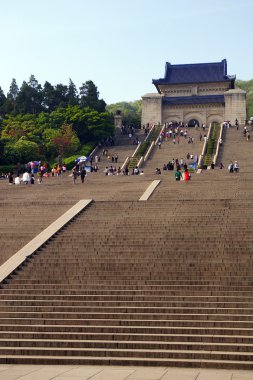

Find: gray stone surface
<box><xmin>0</xmin><ymin>199</ymin><xmax>92</xmax><ymax>283</ymax></box>
<box><xmin>1</xmin><ymin>365</ymin><xmax>253</xmax><ymax>380</ymax></box>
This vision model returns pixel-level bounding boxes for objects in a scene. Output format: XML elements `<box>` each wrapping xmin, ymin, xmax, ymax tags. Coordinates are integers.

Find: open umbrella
<box><xmin>75</xmin><ymin>156</ymin><xmax>87</xmax><ymax>163</ymax></box>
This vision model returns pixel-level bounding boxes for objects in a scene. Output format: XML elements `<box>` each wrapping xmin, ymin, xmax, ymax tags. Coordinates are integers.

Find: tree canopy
<box><xmin>106</xmin><ymin>100</ymin><xmax>141</xmax><ymax>127</ymax></box>
<box><xmin>0</xmin><ymin>77</ymin><xmax>113</xmax><ymax>167</ymax></box>
<box><xmin>0</xmin><ymin>77</ymin><xmax>106</xmax><ymax>116</ymax></box>
<box><xmin>236</xmin><ymin>79</ymin><xmax>253</xmax><ymax>118</ymax></box>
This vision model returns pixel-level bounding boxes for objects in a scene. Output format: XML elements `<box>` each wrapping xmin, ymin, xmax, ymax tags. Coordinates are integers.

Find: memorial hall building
<box><xmin>142</xmin><ymin>59</ymin><xmax>246</xmax><ymax>127</ymax></box>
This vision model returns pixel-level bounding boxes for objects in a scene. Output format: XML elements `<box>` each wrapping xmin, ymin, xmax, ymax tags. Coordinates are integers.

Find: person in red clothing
<box><xmin>183</xmin><ymin>169</ymin><xmax>191</xmax><ymax>181</ymax></box>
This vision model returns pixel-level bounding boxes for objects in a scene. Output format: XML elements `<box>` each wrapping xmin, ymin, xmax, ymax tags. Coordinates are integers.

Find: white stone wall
<box><xmin>224</xmin><ymin>89</ymin><xmax>246</xmax><ymax>125</ymax></box>
<box><xmin>142</xmin><ymin>85</ymin><xmax>246</xmax><ymax>127</ymax></box>
<box><xmin>162</xmin><ymin>104</ymin><xmax>224</xmax><ymax>125</ymax></box>
<box><xmin>141</xmin><ymin>94</ymin><xmax>162</xmax><ymax>125</ymax></box>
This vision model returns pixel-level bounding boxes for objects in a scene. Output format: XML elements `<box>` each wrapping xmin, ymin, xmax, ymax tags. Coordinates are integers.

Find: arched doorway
<box><xmin>188</xmin><ymin>119</ymin><xmax>199</xmax><ymax>127</ymax></box>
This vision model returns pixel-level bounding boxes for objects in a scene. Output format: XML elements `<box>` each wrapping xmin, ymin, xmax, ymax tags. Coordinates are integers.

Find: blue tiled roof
<box><xmin>163</xmin><ymin>95</ymin><xmax>225</xmax><ymax>105</ymax></box>
<box><xmin>153</xmin><ymin>60</ymin><xmax>235</xmax><ymax>86</ymax></box>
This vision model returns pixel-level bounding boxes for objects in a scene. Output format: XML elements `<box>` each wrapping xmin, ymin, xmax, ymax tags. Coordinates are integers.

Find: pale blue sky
<box><xmin>0</xmin><ymin>0</ymin><xmax>252</xmax><ymax>104</ymax></box>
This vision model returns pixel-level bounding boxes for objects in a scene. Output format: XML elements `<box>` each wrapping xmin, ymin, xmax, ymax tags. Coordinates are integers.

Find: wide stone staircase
<box><xmin>218</xmin><ymin>124</ymin><xmax>253</xmax><ymax>171</ymax></box>
<box><xmin>143</xmin><ymin>127</ymin><xmax>203</xmax><ymax>174</ymax></box>
<box><xmin>94</xmin><ymin>127</ymin><xmax>145</xmax><ymax>172</ymax></box>
<box><xmin>0</xmin><ymin>189</ymin><xmax>253</xmax><ymax>368</ymax></box>
<box><xmin>0</xmin><ymin>122</ymin><xmax>253</xmax><ymax>368</ymax></box>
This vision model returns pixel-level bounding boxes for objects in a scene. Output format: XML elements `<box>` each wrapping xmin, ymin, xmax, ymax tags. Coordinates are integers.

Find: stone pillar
<box><xmin>114</xmin><ymin>111</ymin><xmax>123</xmax><ymax>128</ymax></box>
<box><xmin>224</xmin><ymin>89</ymin><xmax>246</xmax><ymax>125</ymax></box>
<box><xmin>141</xmin><ymin>93</ymin><xmax>163</xmax><ymax>125</ymax></box>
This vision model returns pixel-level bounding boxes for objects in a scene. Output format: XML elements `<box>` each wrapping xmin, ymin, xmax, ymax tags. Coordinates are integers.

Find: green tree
<box><xmin>67</xmin><ymin>79</ymin><xmax>78</xmax><ymax>106</ymax></box>
<box><xmin>79</xmin><ymin>80</ymin><xmax>106</xmax><ymax>112</ymax></box>
<box><xmin>8</xmin><ymin>78</ymin><xmax>19</xmax><ymax>100</ymax></box>
<box><xmin>106</xmin><ymin>100</ymin><xmax>142</xmax><ymax>127</ymax></box>
<box><xmin>4</xmin><ymin>137</ymin><xmax>40</xmax><ymax>163</ymax></box>
<box><xmin>51</xmin><ymin>124</ymin><xmax>80</xmax><ymax>156</ymax></box>
<box><xmin>236</xmin><ymin>79</ymin><xmax>253</xmax><ymax>118</ymax></box>
<box><xmin>0</xmin><ymin>87</ymin><xmax>6</xmax><ymax>116</ymax></box>
<box><xmin>54</xmin><ymin>84</ymin><xmax>68</xmax><ymax>108</ymax></box>
<box><xmin>5</xmin><ymin>78</ymin><xmax>19</xmax><ymax>114</ymax></box>
<box><xmin>42</xmin><ymin>81</ymin><xmax>56</xmax><ymax>112</ymax></box>
<box><xmin>15</xmin><ymin>75</ymin><xmax>43</xmax><ymax>115</ymax></box>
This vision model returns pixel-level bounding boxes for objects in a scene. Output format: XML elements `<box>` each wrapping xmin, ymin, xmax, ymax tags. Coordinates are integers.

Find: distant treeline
<box><xmin>106</xmin><ymin>100</ymin><xmax>142</xmax><ymax>127</ymax></box>
<box><xmin>0</xmin><ymin>76</ymin><xmax>106</xmax><ymax>115</ymax></box>
<box><xmin>236</xmin><ymin>79</ymin><xmax>253</xmax><ymax>118</ymax></box>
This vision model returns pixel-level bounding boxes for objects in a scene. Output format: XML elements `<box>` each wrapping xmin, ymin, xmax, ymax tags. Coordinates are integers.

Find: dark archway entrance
<box><xmin>188</xmin><ymin>119</ymin><xmax>199</xmax><ymax>127</ymax></box>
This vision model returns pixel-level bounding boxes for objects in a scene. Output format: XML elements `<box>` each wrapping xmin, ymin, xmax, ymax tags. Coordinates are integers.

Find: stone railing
<box><xmin>198</xmin><ymin>123</ymin><xmax>212</xmax><ymax>169</ymax></box>
<box><xmin>121</xmin><ymin>156</ymin><xmax>130</xmax><ymax>171</ymax></box>
<box><xmin>141</xmin><ymin>124</ymin><xmax>164</xmax><ymax>165</ymax></box>
<box><xmin>155</xmin><ymin>125</ymin><xmax>165</xmax><ymax>145</ymax></box>
<box><xmin>213</xmin><ymin>123</ymin><xmax>224</xmax><ymax>165</ymax></box>
<box><xmin>89</xmin><ymin>145</ymin><xmax>99</xmax><ymax>158</ymax></box>
<box><xmin>144</xmin><ymin>141</ymin><xmax>155</xmax><ymax>162</ymax></box>
<box><xmin>125</xmin><ymin>124</ymin><xmax>163</xmax><ymax>170</ymax></box>
<box><xmin>144</xmin><ymin>124</ymin><xmax>156</xmax><ymax>142</ymax></box>
<box><xmin>131</xmin><ymin>141</ymin><xmax>142</xmax><ymax>158</ymax></box>
<box><xmin>137</xmin><ymin>156</ymin><xmax>144</xmax><ymax>167</ymax></box>
<box><xmin>0</xmin><ymin>200</ymin><xmax>93</xmax><ymax>283</ymax></box>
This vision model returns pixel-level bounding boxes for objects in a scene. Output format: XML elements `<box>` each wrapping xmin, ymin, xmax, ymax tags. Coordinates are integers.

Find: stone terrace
<box><xmin>0</xmin><ymin>125</ymin><xmax>252</xmax><ymax>368</ymax></box>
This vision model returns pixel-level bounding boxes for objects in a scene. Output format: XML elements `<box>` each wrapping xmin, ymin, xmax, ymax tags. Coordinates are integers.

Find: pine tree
<box><xmin>7</xmin><ymin>78</ymin><xmax>19</xmax><ymax>100</ymax></box>
<box><xmin>67</xmin><ymin>79</ymin><xmax>78</xmax><ymax>106</ymax></box>
<box><xmin>79</xmin><ymin>80</ymin><xmax>106</xmax><ymax>112</ymax></box>
<box><xmin>5</xmin><ymin>79</ymin><xmax>19</xmax><ymax>114</ymax></box>
<box><xmin>16</xmin><ymin>75</ymin><xmax>43</xmax><ymax>114</ymax></box>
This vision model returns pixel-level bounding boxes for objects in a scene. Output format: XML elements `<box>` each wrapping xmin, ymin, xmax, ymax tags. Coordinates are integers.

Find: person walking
<box><xmin>234</xmin><ymin>161</ymin><xmax>239</xmax><ymax>173</ymax></box>
<box><xmin>80</xmin><ymin>168</ymin><xmax>86</xmax><ymax>183</ymax></box>
<box><xmin>228</xmin><ymin>162</ymin><xmax>234</xmax><ymax>173</ymax></box>
<box><xmin>175</xmin><ymin>169</ymin><xmax>182</xmax><ymax>181</ymax></box>
<box><xmin>183</xmin><ymin>169</ymin><xmax>190</xmax><ymax>181</ymax></box>
<box><xmin>72</xmin><ymin>168</ymin><xmax>78</xmax><ymax>184</ymax></box>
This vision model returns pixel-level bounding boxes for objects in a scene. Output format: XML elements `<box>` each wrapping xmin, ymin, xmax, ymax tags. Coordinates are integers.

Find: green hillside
<box><xmin>236</xmin><ymin>79</ymin><xmax>253</xmax><ymax>118</ymax></box>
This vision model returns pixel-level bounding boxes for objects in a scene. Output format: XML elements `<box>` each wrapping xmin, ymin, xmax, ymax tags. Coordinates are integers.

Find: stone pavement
<box><xmin>0</xmin><ymin>365</ymin><xmax>252</xmax><ymax>379</ymax></box>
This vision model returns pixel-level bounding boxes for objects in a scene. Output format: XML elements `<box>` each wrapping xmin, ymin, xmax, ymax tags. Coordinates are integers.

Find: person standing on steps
<box><xmin>80</xmin><ymin>168</ymin><xmax>86</xmax><ymax>183</ymax></box>
<box><xmin>183</xmin><ymin>168</ymin><xmax>191</xmax><ymax>181</ymax></box>
<box><xmin>72</xmin><ymin>168</ymin><xmax>78</xmax><ymax>184</ymax></box>
<box><xmin>175</xmin><ymin>168</ymin><xmax>182</xmax><ymax>181</ymax></box>
<box><xmin>234</xmin><ymin>161</ymin><xmax>239</xmax><ymax>173</ymax></box>
<box><xmin>228</xmin><ymin>162</ymin><xmax>234</xmax><ymax>173</ymax></box>
<box><xmin>22</xmin><ymin>171</ymin><xmax>30</xmax><ymax>185</ymax></box>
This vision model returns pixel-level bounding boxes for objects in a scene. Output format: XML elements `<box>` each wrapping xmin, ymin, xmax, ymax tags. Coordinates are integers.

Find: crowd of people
<box><xmin>1</xmin><ymin>117</ymin><xmax>251</xmax><ymax>188</ymax></box>
<box><xmin>157</xmin><ymin>122</ymin><xmax>196</xmax><ymax>146</ymax></box>
<box><xmin>153</xmin><ymin>155</ymin><xmax>193</xmax><ymax>182</ymax></box>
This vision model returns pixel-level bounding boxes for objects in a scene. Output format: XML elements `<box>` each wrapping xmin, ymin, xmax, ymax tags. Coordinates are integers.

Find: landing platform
<box><xmin>0</xmin><ymin>364</ymin><xmax>252</xmax><ymax>380</ymax></box>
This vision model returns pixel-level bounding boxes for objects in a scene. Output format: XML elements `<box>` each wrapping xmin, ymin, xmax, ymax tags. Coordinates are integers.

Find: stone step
<box><xmin>1</xmin><ymin>338</ymin><xmax>253</xmax><ymax>352</ymax></box>
<box><xmin>0</xmin><ymin>317</ymin><xmax>253</xmax><ymax>328</ymax></box>
<box><xmin>0</xmin><ymin>354</ymin><xmax>253</xmax><ymax>369</ymax></box>
<box><xmin>1</xmin><ymin>331</ymin><xmax>253</xmax><ymax>344</ymax></box>
<box><xmin>0</xmin><ymin>324</ymin><xmax>252</xmax><ymax>335</ymax></box>
<box><xmin>1</xmin><ymin>346</ymin><xmax>253</xmax><ymax>362</ymax></box>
